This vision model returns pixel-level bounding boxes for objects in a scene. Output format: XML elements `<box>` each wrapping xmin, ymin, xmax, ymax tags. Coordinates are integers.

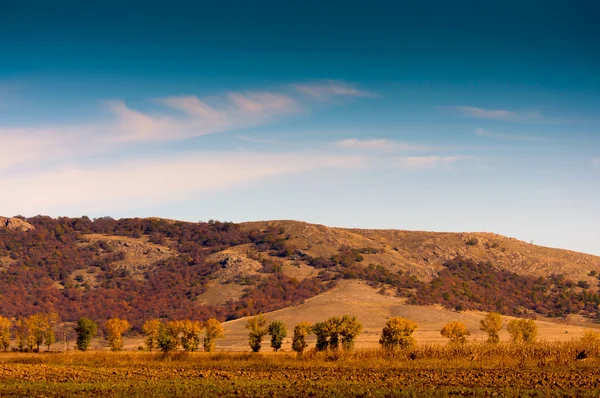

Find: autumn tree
<box><xmin>339</xmin><ymin>315</ymin><xmax>363</xmax><ymax>351</ymax></box>
<box><xmin>0</xmin><ymin>316</ymin><xmax>11</xmax><ymax>351</ymax></box>
<box><xmin>480</xmin><ymin>312</ymin><xmax>503</xmax><ymax>344</ymax></box>
<box><xmin>325</xmin><ymin>317</ymin><xmax>342</xmax><ymax>350</ymax></box>
<box><xmin>507</xmin><ymin>319</ymin><xmax>538</xmax><ymax>344</ymax></box>
<box><xmin>176</xmin><ymin>320</ymin><xmax>203</xmax><ymax>352</ymax></box>
<box><xmin>43</xmin><ymin>312</ymin><xmax>60</xmax><ymax>352</ymax></box>
<box><xmin>291</xmin><ymin>322</ymin><xmax>312</xmax><ymax>356</ymax></box>
<box><xmin>157</xmin><ymin>321</ymin><xmax>180</xmax><ymax>353</ymax></box>
<box><xmin>75</xmin><ymin>318</ymin><xmax>98</xmax><ymax>351</ymax></box>
<box><xmin>440</xmin><ymin>321</ymin><xmax>471</xmax><ymax>345</ymax></box>
<box><xmin>105</xmin><ymin>318</ymin><xmax>131</xmax><ymax>351</ymax></box>
<box><xmin>26</xmin><ymin>313</ymin><xmax>47</xmax><ymax>352</ymax></box>
<box><xmin>142</xmin><ymin>319</ymin><xmax>161</xmax><ymax>351</ymax></box>
<box><xmin>379</xmin><ymin>317</ymin><xmax>418</xmax><ymax>351</ymax></box>
<box><xmin>246</xmin><ymin>314</ymin><xmax>268</xmax><ymax>352</ymax></box>
<box><xmin>267</xmin><ymin>320</ymin><xmax>287</xmax><ymax>352</ymax></box>
<box><xmin>203</xmin><ymin>318</ymin><xmax>225</xmax><ymax>352</ymax></box>
<box><xmin>312</xmin><ymin>321</ymin><xmax>331</xmax><ymax>351</ymax></box>
<box><xmin>15</xmin><ymin>318</ymin><xmax>28</xmax><ymax>352</ymax></box>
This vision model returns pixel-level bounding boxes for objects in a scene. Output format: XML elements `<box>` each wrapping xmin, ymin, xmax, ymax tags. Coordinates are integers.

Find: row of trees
<box><xmin>0</xmin><ymin>313</ymin><xmax>59</xmax><ymax>352</ymax></box>
<box><xmin>243</xmin><ymin>312</ymin><xmax>540</xmax><ymax>355</ymax></box>
<box><xmin>244</xmin><ymin>315</ymin><xmax>364</xmax><ymax>354</ymax></box>
<box><xmin>0</xmin><ymin>313</ymin><xmax>226</xmax><ymax>353</ymax></box>
<box><xmin>0</xmin><ymin>311</ymin><xmax>540</xmax><ymax>354</ymax></box>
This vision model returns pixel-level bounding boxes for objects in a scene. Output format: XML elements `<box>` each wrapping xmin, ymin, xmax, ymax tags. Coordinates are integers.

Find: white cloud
<box><xmin>0</xmin><ymin>151</ymin><xmax>366</xmax><ymax>216</ymax></box>
<box><xmin>335</xmin><ymin>138</ymin><xmax>433</xmax><ymax>151</ymax></box>
<box><xmin>452</xmin><ymin>106</ymin><xmax>541</xmax><ymax>122</ymax></box>
<box><xmin>392</xmin><ymin>156</ymin><xmax>474</xmax><ymax>169</ymax></box>
<box><xmin>474</xmin><ymin>128</ymin><xmax>542</xmax><ymax>141</ymax></box>
<box><xmin>0</xmin><ymin>91</ymin><xmax>300</xmax><ymax>171</ymax></box>
<box><xmin>593</xmin><ymin>157</ymin><xmax>600</xmax><ymax>166</ymax></box>
<box><xmin>294</xmin><ymin>81</ymin><xmax>378</xmax><ymax>100</ymax></box>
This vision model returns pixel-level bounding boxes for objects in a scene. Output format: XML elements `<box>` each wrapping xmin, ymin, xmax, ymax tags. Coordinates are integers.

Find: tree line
<box><xmin>0</xmin><ymin>311</ymin><xmax>540</xmax><ymax>354</ymax></box>
<box><xmin>242</xmin><ymin>312</ymin><xmax>540</xmax><ymax>356</ymax></box>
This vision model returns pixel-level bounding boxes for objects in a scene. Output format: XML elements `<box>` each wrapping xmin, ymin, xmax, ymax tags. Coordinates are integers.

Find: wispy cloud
<box><xmin>0</xmin><ymin>91</ymin><xmax>301</xmax><ymax>171</ymax></box>
<box><xmin>294</xmin><ymin>81</ymin><xmax>378</xmax><ymax>101</ymax></box>
<box><xmin>474</xmin><ymin>128</ymin><xmax>543</xmax><ymax>141</ymax></box>
<box><xmin>335</xmin><ymin>138</ymin><xmax>434</xmax><ymax>152</ymax></box>
<box><xmin>392</xmin><ymin>156</ymin><xmax>474</xmax><ymax>169</ymax></box>
<box><xmin>0</xmin><ymin>152</ymin><xmax>365</xmax><ymax>215</ymax></box>
<box><xmin>593</xmin><ymin>157</ymin><xmax>600</xmax><ymax>166</ymax></box>
<box><xmin>451</xmin><ymin>106</ymin><xmax>542</xmax><ymax>122</ymax></box>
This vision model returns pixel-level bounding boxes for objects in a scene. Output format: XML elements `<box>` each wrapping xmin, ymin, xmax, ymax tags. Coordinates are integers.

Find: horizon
<box><xmin>1</xmin><ymin>1</ymin><xmax>599</xmax><ymax>255</ymax></box>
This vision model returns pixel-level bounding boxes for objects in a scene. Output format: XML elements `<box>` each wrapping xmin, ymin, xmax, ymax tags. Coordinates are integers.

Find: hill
<box><xmin>0</xmin><ymin>216</ymin><xmax>599</xmax><ymax>331</ymax></box>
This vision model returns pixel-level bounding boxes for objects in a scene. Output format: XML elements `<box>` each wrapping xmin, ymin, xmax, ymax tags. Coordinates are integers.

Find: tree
<box><xmin>0</xmin><ymin>316</ymin><xmax>12</xmax><ymax>351</ymax></box>
<box><xmin>379</xmin><ymin>317</ymin><xmax>418</xmax><ymax>351</ymax></box>
<box><xmin>176</xmin><ymin>320</ymin><xmax>203</xmax><ymax>352</ymax></box>
<box><xmin>142</xmin><ymin>319</ymin><xmax>162</xmax><ymax>351</ymax></box>
<box><xmin>325</xmin><ymin>317</ymin><xmax>342</xmax><ymax>350</ymax></box>
<box><xmin>267</xmin><ymin>320</ymin><xmax>287</xmax><ymax>352</ymax></box>
<box><xmin>157</xmin><ymin>321</ymin><xmax>180</xmax><ymax>353</ymax></box>
<box><xmin>480</xmin><ymin>312</ymin><xmax>503</xmax><ymax>344</ymax></box>
<box><xmin>15</xmin><ymin>318</ymin><xmax>28</xmax><ymax>351</ymax></box>
<box><xmin>507</xmin><ymin>319</ymin><xmax>537</xmax><ymax>344</ymax></box>
<box><xmin>75</xmin><ymin>318</ymin><xmax>98</xmax><ymax>351</ymax></box>
<box><xmin>440</xmin><ymin>321</ymin><xmax>471</xmax><ymax>345</ymax></box>
<box><xmin>26</xmin><ymin>313</ymin><xmax>47</xmax><ymax>352</ymax></box>
<box><xmin>43</xmin><ymin>312</ymin><xmax>60</xmax><ymax>352</ymax></box>
<box><xmin>339</xmin><ymin>315</ymin><xmax>363</xmax><ymax>351</ymax></box>
<box><xmin>245</xmin><ymin>314</ymin><xmax>268</xmax><ymax>352</ymax></box>
<box><xmin>105</xmin><ymin>318</ymin><xmax>131</xmax><ymax>351</ymax></box>
<box><xmin>203</xmin><ymin>318</ymin><xmax>225</xmax><ymax>352</ymax></box>
<box><xmin>291</xmin><ymin>322</ymin><xmax>312</xmax><ymax>356</ymax></box>
<box><xmin>312</xmin><ymin>321</ymin><xmax>330</xmax><ymax>351</ymax></box>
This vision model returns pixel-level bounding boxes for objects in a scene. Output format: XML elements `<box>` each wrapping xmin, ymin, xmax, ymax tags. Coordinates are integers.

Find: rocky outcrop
<box><xmin>0</xmin><ymin>216</ymin><xmax>34</xmax><ymax>232</ymax></box>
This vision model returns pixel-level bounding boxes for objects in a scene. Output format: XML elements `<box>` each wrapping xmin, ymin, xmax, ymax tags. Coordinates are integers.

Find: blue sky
<box><xmin>1</xmin><ymin>1</ymin><xmax>599</xmax><ymax>255</ymax></box>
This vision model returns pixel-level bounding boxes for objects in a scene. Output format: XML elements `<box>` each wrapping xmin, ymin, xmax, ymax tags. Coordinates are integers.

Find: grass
<box><xmin>1</xmin><ymin>340</ymin><xmax>600</xmax><ymax>397</ymax></box>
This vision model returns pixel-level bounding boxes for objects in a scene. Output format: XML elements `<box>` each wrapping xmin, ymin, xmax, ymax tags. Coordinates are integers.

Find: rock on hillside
<box><xmin>0</xmin><ymin>216</ymin><xmax>34</xmax><ymax>232</ymax></box>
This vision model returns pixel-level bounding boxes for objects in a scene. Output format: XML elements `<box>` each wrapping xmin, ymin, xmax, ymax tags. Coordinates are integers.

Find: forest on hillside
<box><xmin>0</xmin><ymin>216</ymin><xmax>599</xmax><ymax>329</ymax></box>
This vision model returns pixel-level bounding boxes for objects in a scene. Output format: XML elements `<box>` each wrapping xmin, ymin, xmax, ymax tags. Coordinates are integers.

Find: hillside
<box><xmin>0</xmin><ymin>216</ymin><xmax>599</xmax><ymax>330</ymax></box>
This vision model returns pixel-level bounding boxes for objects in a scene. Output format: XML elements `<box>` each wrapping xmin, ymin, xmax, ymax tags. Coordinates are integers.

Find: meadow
<box><xmin>1</xmin><ymin>341</ymin><xmax>599</xmax><ymax>397</ymax></box>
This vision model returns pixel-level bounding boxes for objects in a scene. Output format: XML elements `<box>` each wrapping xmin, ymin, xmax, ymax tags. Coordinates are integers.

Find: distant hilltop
<box><xmin>0</xmin><ymin>216</ymin><xmax>34</xmax><ymax>232</ymax></box>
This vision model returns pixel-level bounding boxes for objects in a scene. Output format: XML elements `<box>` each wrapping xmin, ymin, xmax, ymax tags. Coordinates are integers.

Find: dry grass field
<box><xmin>1</xmin><ymin>344</ymin><xmax>600</xmax><ymax>397</ymax></box>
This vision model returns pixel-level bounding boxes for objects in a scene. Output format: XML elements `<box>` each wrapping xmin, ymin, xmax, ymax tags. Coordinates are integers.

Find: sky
<box><xmin>0</xmin><ymin>0</ymin><xmax>599</xmax><ymax>255</ymax></box>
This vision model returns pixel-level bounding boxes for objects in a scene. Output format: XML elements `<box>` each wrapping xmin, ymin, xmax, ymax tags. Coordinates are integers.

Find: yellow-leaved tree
<box><xmin>379</xmin><ymin>317</ymin><xmax>418</xmax><ymax>351</ymax></box>
<box><xmin>507</xmin><ymin>319</ymin><xmax>537</xmax><ymax>344</ymax></box>
<box><xmin>479</xmin><ymin>312</ymin><xmax>503</xmax><ymax>344</ymax></box>
<box><xmin>203</xmin><ymin>318</ymin><xmax>225</xmax><ymax>352</ymax></box>
<box><xmin>105</xmin><ymin>318</ymin><xmax>131</xmax><ymax>351</ymax></box>
<box><xmin>0</xmin><ymin>316</ymin><xmax>12</xmax><ymax>351</ymax></box>
<box><xmin>440</xmin><ymin>321</ymin><xmax>471</xmax><ymax>345</ymax></box>
<box><xmin>142</xmin><ymin>319</ymin><xmax>162</xmax><ymax>351</ymax></box>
